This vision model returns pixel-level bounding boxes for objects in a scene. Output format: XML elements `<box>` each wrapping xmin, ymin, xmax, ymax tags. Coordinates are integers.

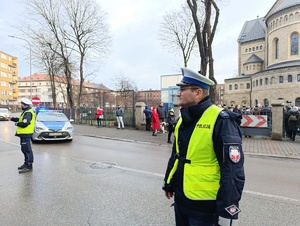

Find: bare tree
<box><xmin>112</xmin><ymin>74</ymin><xmax>137</xmax><ymax>108</ymax></box>
<box><xmin>159</xmin><ymin>5</ymin><xmax>199</xmax><ymax>67</ymax></box>
<box><xmin>62</xmin><ymin>0</ymin><xmax>111</xmax><ymax>108</ymax></box>
<box><xmin>187</xmin><ymin>0</ymin><xmax>220</xmax><ymax>102</ymax></box>
<box><xmin>20</xmin><ymin>0</ymin><xmax>111</xmax><ymax>109</ymax></box>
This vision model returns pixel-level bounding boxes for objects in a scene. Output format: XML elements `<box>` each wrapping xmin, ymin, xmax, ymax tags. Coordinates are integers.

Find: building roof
<box><xmin>244</xmin><ymin>54</ymin><xmax>264</xmax><ymax>64</ymax></box>
<box><xmin>224</xmin><ymin>74</ymin><xmax>251</xmax><ymax>82</ymax></box>
<box><xmin>265</xmin><ymin>0</ymin><xmax>300</xmax><ymax>21</ymax></box>
<box><xmin>238</xmin><ymin>18</ymin><xmax>266</xmax><ymax>44</ymax></box>
<box><xmin>268</xmin><ymin>60</ymin><xmax>300</xmax><ymax>69</ymax></box>
<box><xmin>18</xmin><ymin>73</ymin><xmax>111</xmax><ymax>90</ymax></box>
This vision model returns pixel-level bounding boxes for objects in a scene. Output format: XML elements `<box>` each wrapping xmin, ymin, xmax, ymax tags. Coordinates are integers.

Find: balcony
<box><xmin>9</xmin><ymin>80</ymin><xmax>18</xmax><ymax>84</ymax></box>
<box><xmin>9</xmin><ymin>63</ymin><xmax>17</xmax><ymax>68</ymax></box>
<box><xmin>8</xmin><ymin>97</ymin><xmax>18</xmax><ymax>101</ymax></box>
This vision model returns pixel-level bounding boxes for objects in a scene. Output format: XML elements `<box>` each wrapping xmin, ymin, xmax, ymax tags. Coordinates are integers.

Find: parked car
<box><xmin>32</xmin><ymin>110</ymin><xmax>74</xmax><ymax>143</ymax></box>
<box><xmin>0</xmin><ymin>108</ymin><xmax>11</xmax><ymax>121</ymax></box>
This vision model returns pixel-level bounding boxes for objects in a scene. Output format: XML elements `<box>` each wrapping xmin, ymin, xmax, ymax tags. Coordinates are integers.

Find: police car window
<box><xmin>37</xmin><ymin>113</ymin><xmax>69</xmax><ymax>122</ymax></box>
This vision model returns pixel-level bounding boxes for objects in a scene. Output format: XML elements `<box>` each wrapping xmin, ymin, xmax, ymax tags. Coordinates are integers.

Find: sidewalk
<box><xmin>73</xmin><ymin>124</ymin><xmax>300</xmax><ymax>160</ymax></box>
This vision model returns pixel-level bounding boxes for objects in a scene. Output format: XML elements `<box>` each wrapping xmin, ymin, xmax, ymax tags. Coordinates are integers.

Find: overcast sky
<box><xmin>0</xmin><ymin>0</ymin><xmax>275</xmax><ymax>90</ymax></box>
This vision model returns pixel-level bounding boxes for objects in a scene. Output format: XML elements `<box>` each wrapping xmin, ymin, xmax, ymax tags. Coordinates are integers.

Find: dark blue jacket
<box><xmin>143</xmin><ymin>106</ymin><xmax>152</xmax><ymax>119</ymax></box>
<box><xmin>163</xmin><ymin>96</ymin><xmax>245</xmax><ymax>220</ymax></box>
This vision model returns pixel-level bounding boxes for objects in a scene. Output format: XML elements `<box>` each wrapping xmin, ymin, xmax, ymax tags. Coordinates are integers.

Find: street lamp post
<box><xmin>8</xmin><ymin>35</ymin><xmax>32</xmax><ymax>100</ymax></box>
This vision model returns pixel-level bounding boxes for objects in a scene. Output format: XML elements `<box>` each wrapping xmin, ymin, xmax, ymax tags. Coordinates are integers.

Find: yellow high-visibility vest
<box><xmin>16</xmin><ymin>109</ymin><xmax>36</xmax><ymax>135</ymax></box>
<box><xmin>166</xmin><ymin>105</ymin><xmax>222</xmax><ymax>200</ymax></box>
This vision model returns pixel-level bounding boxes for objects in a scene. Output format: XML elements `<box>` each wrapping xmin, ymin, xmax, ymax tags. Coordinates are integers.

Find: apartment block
<box><xmin>0</xmin><ymin>50</ymin><xmax>18</xmax><ymax>108</ymax></box>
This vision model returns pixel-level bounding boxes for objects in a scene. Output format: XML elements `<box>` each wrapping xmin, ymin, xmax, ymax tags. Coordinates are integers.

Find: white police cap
<box><xmin>21</xmin><ymin>97</ymin><xmax>32</xmax><ymax>105</ymax></box>
<box><xmin>176</xmin><ymin>67</ymin><xmax>215</xmax><ymax>89</ymax></box>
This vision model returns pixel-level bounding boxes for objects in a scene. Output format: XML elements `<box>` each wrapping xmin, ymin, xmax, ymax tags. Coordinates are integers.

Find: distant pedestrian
<box><xmin>288</xmin><ymin>107</ymin><xmax>299</xmax><ymax>141</ymax></box>
<box><xmin>95</xmin><ymin>107</ymin><xmax>103</xmax><ymax>127</ymax></box>
<box><xmin>5</xmin><ymin>98</ymin><xmax>36</xmax><ymax>173</ymax></box>
<box><xmin>151</xmin><ymin>106</ymin><xmax>160</xmax><ymax>136</ymax></box>
<box><xmin>143</xmin><ymin>105</ymin><xmax>152</xmax><ymax>131</ymax></box>
<box><xmin>167</xmin><ymin>109</ymin><xmax>177</xmax><ymax>143</ymax></box>
<box><xmin>116</xmin><ymin>105</ymin><xmax>124</xmax><ymax>129</ymax></box>
<box><xmin>157</xmin><ymin>102</ymin><xmax>167</xmax><ymax>123</ymax></box>
<box><xmin>233</xmin><ymin>104</ymin><xmax>242</xmax><ymax>115</ymax></box>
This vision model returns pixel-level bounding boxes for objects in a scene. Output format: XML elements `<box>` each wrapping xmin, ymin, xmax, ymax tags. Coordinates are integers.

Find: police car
<box><xmin>32</xmin><ymin>109</ymin><xmax>74</xmax><ymax>143</ymax></box>
<box><xmin>0</xmin><ymin>108</ymin><xmax>10</xmax><ymax>121</ymax></box>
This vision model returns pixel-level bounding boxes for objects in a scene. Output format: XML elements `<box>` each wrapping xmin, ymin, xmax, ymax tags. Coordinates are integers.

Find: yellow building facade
<box><xmin>0</xmin><ymin>50</ymin><xmax>18</xmax><ymax>108</ymax></box>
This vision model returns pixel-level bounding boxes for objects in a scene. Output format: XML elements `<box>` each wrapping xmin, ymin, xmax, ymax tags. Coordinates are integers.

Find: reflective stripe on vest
<box><xmin>16</xmin><ymin>109</ymin><xmax>36</xmax><ymax>135</ymax></box>
<box><xmin>166</xmin><ymin>105</ymin><xmax>222</xmax><ymax>200</ymax></box>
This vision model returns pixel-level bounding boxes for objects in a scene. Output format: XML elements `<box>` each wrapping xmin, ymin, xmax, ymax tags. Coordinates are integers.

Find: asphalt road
<box><xmin>0</xmin><ymin>120</ymin><xmax>299</xmax><ymax>225</ymax></box>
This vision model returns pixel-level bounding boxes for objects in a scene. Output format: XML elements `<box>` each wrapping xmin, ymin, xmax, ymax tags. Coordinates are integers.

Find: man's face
<box><xmin>176</xmin><ymin>86</ymin><xmax>202</xmax><ymax>108</ymax></box>
<box><xmin>21</xmin><ymin>103</ymin><xmax>27</xmax><ymax>109</ymax></box>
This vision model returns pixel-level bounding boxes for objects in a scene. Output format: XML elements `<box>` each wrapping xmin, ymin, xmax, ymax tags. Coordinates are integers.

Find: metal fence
<box><xmin>74</xmin><ymin>107</ymin><xmax>135</xmax><ymax>128</ymax></box>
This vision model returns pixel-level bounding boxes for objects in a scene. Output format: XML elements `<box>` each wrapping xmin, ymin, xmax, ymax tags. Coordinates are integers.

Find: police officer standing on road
<box><xmin>162</xmin><ymin>68</ymin><xmax>245</xmax><ymax>226</ymax></box>
<box><xmin>6</xmin><ymin>98</ymin><xmax>36</xmax><ymax>173</ymax></box>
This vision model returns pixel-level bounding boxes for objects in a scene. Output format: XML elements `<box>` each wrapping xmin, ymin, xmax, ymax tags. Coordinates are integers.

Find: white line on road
<box><xmin>116</xmin><ymin>165</ymin><xmax>165</xmax><ymax>177</ymax></box>
<box><xmin>116</xmin><ymin>165</ymin><xmax>300</xmax><ymax>204</ymax></box>
<box><xmin>0</xmin><ymin>138</ymin><xmax>19</xmax><ymax>146</ymax></box>
<box><xmin>243</xmin><ymin>190</ymin><xmax>300</xmax><ymax>204</ymax></box>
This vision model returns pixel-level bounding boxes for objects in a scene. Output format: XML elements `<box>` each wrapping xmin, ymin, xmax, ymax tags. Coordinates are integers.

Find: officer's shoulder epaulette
<box><xmin>219</xmin><ymin>110</ymin><xmax>230</xmax><ymax>118</ymax></box>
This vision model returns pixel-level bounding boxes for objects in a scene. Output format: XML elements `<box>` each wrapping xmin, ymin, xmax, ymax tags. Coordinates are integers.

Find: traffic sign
<box><xmin>32</xmin><ymin>96</ymin><xmax>40</xmax><ymax>105</ymax></box>
<box><xmin>241</xmin><ymin>115</ymin><xmax>268</xmax><ymax>127</ymax></box>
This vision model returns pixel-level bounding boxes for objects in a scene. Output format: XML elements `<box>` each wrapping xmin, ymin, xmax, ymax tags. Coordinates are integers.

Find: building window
<box><xmin>252</xmin><ymin>47</ymin><xmax>255</xmax><ymax>51</ymax></box>
<box><xmin>288</xmin><ymin>75</ymin><xmax>293</xmax><ymax>82</ymax></box>
<box><xmin>234</xmin><ymin>84</ymin><xmax>238</xmax><ymax>90</ymax></box>
<box><xmin>271</xmin><ymin>77</ymin><xmax>275</xmax><ymax>85</ymax></box>
<box><xmin>265</xmin><ymin>78</ymin><xmax>268</xmax><ymax>85</ymax></box>
<box><xmin>259</xmin><ymin>79</ymin><xmax>262</xmax><ymax>86</ymax></box>
<box><xmin>264</xmin><ymin>99</ymin><xmax>269</xmax><ymax>107</ymax></box>
<box><xmin>249</xmin><ymin>48</ymin><xmax>251</xmax><ymax>52</ymax></box>
<box><xmin>296</xmin><ymin>97</ymin><xmax>300</xmax><ymax>106</ymax></box>
<box><xmin>229</xmin><ymin>85</ymin><xmax>232</xmax><ymax>90</ymax></box>
<box><xmin>256</xmin><ymin>80</ymin><xmax>258</xmax><ymax>86</ymax></box>
<box><xmin>273</xmin><ymin>38</ymin><xmax>279</xmax><ymax>59</ymax></box>
<box><xmin>279</xmin><ymin>76</ymin><xmax>284</xmax><ymax>83</ymax></box>
<box><xmin>256</xmin><ymin>46</ymin><xmax>259</xmax><ymax>50</ymax></box>
<box><xmin>246</xmin><ymin>83</ymin><xmax>250</xmax><ymax>89</ymax></box>
<box><xmin>291</xmin><ymin>33</ymin><xmax>299</xmax><ymax>55</ymax></box>
<box><xmin>260</xmin><ymin>45</ymin><xmax>263</xmax><ymax>50</ymax></box>
<box><xmin>245</xmin><ymin>49</ymin><xmax>248</xmax><ymax>52</ymax></box>
<box><xmin>297</xmin><ymin>74</ymin><xmax>300</xmax><ymax>82</ymax></box>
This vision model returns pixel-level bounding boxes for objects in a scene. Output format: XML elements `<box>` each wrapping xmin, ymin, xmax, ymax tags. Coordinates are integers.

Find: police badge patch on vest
<box><xmin>23</xmin><ymin>119</ymin><xmax>27</xmax><ymax>123</ymax></box>
<box><xmin>225</xmin><ymin>204</ymin><xmax>241</xmax><ymax>216</ymax></box>
<box><xmin>229</xmin><ymin>146</ymin><xmax>241</xmax><ymax>163</ymax></box>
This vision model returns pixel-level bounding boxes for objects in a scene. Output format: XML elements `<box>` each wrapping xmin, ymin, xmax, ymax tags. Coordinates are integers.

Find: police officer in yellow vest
<box><xmin>6</xmin><ymin>98</ymin><xmax>36</xmax><ymax>173</ymax></box>
<box><xmin>163</xmin><ymin>68</ymin><xmax>245</xmax><ymax>226</ymax></box>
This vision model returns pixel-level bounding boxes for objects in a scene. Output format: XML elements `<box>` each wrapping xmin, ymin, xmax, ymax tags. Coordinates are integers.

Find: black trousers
<box><xmin>97</xmin><ymin>118</ymin><xmax>102</xmax><ymax>127</ymax></box>
<box><xmin>168</xmin><ymin>128</ymin><xmax>174</xmax><ymax>142</ymax></box>
<box><xmin>174</xmin><ymin>203</ymin><xmax>218</xmax><ymax>226</ymax></box>
<box><xmin>20</xmin><ymin>137</ymin><xmax>34</xmax><ymax>167</ymax></box>
<box><xmin>145</xmin><ymin>118</ymin><xmax>151</xmax><ymax>131</ymax></box>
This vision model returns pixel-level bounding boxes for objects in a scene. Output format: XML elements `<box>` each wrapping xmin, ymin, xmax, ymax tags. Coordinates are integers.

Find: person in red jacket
<box><xmin>151</xmin><ymin>106</ymin><xmax>160</xmax><ymax>136</ymax></box>
<box><xmin>95</xmin><ymin>107</ymin><xmax>103</xmax><ymax>127</ymax></box>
